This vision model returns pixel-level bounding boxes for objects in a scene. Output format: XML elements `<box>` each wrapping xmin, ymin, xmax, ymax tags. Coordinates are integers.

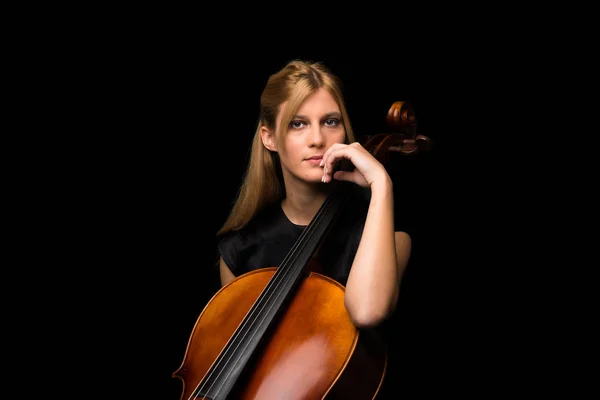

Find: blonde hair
<box><xmin>217</xmin><ymin>60</ymin><xmax>356</xmax><ymax>236</ymax></box>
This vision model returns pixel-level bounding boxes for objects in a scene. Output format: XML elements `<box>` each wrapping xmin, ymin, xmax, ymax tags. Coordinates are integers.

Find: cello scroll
<box><xmin>361</xmin><ymin>101</ymin><xmax>433</xmax><ymax>164</ymax></box>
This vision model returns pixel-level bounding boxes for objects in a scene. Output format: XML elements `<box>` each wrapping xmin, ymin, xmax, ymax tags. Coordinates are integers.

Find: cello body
<box><xmin>173</xmin><ymin>267</ymin><xmax>387</xmax><ymax>400</ymax></box>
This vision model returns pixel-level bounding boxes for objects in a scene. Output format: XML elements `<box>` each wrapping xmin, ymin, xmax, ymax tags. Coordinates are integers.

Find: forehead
<box><xmin>278</xmin><ymin>87</ymin><xmax>340</xmax><ymax>122</ymax></box>
<box><xmin>296</xmin><ymin>88</ymin><xmax>340</xmax><ymax>115</ymax></box>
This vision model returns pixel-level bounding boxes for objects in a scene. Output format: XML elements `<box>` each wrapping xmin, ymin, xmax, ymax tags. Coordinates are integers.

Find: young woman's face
<box><xmin>276</xmin><ymin>88</ymin><xmax>346</xmax><ymax>184</ymax></box>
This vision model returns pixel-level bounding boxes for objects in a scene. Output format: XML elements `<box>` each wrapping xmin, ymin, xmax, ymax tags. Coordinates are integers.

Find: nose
<box><xmin>308</xmin><ymin>126</ymin><xmax>325</xmax><ymax>148</ymax></box>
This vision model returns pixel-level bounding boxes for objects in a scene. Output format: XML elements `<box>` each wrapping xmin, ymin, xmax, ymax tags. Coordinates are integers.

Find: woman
<box><xmin>216</xmin><ymin>59</ymin><xmax>411</xmax><ymax>329</ymax></box>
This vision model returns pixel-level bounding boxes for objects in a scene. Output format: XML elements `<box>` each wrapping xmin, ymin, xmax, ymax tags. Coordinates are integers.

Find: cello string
<box><xmin>210</xmin><ymin>189</ymin><xmax>340</xmax><ymax>399</ymax></box>
<box><xmin>198</xmin><ymin>181</ymin><xmax>345</xmax><ymax>398</ymax></box>
<box><xmin>201</xmin><ymin>186</ymin><xmax>339</xmax><ymax>398</ymax></box>
<box><xmin>198</xmin><ymin>163</ymin><xmax>352</xmax><ymax>397</ymax></box>
<box><xmin>196</xmin><ymin>194</ymin><xmax>334</xmax><ymax>398</ymax></box>
<box><xmin>196</xmin><ymin>159</ymin><xmax>350</xmax><ymax>397</ymax></box>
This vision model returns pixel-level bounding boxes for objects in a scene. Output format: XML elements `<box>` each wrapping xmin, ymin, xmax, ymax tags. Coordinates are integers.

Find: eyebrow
<box><xmin>295</xmin><ymin>112</ymin><xmax>342</xmax><ymax>120</ymax></box>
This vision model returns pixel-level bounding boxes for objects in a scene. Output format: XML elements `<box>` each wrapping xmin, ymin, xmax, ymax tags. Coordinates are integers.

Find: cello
<box><xmin>173</xmin><ymin>101</ymin><xmax>432</xmax><ymax>400</ymax></box>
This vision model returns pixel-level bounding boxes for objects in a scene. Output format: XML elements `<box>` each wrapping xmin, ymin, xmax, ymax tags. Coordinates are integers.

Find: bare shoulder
<box><xmin>395</xmin><ymin>231</ymin><xmax>411</xmax><ymax>246</ymax></box>
<box><xmin>394</xmin><ymin>231</ymin><xmax>411</xmax><ymax>244</ymax></box>
<box><xmin>394</xmin><ymin>231</ymin><xmax>412</xmax><ymax>272</ymax></box>
<box><xmin>219</xmin><ymin>257</ymin><xmax>236</xmax><ymax>286</ymax></box>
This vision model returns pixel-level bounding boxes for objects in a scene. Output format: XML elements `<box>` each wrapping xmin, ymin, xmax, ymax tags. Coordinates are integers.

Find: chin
<box><xmin>288</xmin><ymin>167</ymin><xmax>324</xmax><ymax>184</ymax></box>
<box><xmin>298</xmin><ymin>172</ymin><xmax>323</xmax><ymax>184</ymax></box>
<box><xmin>304</xmin><ymin>177</ymin><xmax>323</xmax><ymax>184</ymax></box>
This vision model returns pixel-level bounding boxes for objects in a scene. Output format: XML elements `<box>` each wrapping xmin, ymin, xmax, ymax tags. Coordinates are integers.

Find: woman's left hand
<box><xmin>320</xmin><ymin>142</ymin><xmax>388</xmax><ymax>188</ymax></box>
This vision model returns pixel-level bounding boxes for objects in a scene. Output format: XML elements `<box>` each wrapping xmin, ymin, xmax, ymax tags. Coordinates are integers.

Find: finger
<box><xmin>332</xmin><ymin>170</ymin><xmax>354</xmax><ymax>183</ymax></box>
<box><xmin>321</xmin><ymin>144</ymin><xmax>353</xmax><ymax>172</ymax></box>
<box><xmin>320</xmin><ymin>143</ymin><xmax>344</xmax><ymax>167</ymax></box>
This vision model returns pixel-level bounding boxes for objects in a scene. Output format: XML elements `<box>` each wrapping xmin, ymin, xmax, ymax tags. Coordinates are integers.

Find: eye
<box><xmin>290</xmin><ymin>120</ymin><xmax>306</xmax><ymax>129</ymax></box>
<box><xmin>324</xmin><ymin>118</ymin><xmax>340</xmax><ymax>127</ymax></box>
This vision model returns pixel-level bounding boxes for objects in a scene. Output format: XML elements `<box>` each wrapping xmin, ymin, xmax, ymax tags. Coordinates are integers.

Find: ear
<box><xmin>260</xmin><ymin>126</ymin><xmax>278</xmax><ymax>152</ymax></box>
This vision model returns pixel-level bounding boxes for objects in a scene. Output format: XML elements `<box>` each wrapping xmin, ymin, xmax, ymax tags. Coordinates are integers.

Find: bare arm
<box><xmin>344</xmin><ymin>177</ymin><xmax>411</xmax><ymax>328</ymax></box>
<box><xmin>321</xmin><ymin>142</ymin><xmax>412</xmax><ymax>328</ymax></box>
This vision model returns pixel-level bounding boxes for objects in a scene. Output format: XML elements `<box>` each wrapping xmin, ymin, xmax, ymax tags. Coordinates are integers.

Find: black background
<box><xmin>15</xmin><ymin>5</ymin><xmax>584</xmax><ymax>396</ymax></box>
<box><xmin>78</xmin><ymin>38</ymin><xmax>517</xmax><ymax>398</ymax></box>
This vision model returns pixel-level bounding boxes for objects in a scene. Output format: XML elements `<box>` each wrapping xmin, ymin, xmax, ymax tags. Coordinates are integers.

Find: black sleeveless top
<box><xmin>217</xmin><ymin>186</ymin><xmax>400</xmax><ymax>286</ymax></box>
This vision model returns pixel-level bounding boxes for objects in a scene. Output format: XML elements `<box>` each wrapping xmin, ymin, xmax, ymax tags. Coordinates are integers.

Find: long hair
<box><xmin>216</xmin><ymin>60</ymin><xmax>356</xmax><ymax>236</ymax></box>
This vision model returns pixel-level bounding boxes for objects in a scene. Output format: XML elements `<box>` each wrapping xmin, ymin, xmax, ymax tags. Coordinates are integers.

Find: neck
<box><xmin>281</xmin><ymin>182</ymin><xmax>331</xmax><ymax>226</ymax></box>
